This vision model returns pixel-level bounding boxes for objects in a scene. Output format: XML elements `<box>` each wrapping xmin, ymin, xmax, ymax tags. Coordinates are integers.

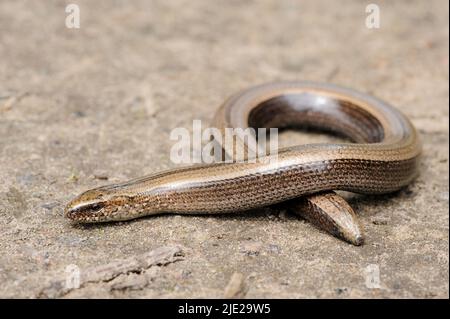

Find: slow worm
<box><xmin>65</xmin><ymin>81</ymin><xmax>421</xmax><ymax>245</ymax></box>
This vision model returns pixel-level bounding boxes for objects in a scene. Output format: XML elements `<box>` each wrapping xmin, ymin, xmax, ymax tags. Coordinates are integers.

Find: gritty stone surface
<box><xmin>0</xmin><ymin>0</ymin><xmax>448</xmax><ymax>298</ymax></box>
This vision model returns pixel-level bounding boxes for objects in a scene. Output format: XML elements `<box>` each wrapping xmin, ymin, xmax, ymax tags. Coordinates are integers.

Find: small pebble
<box><xmin>240</xmin><ymin>241</ymin><xmax>262</xmax><ymax>256</ymax></box>
<box><xmin>372</xmin><ymin>217</ymin><xmax>389</xmax><ymax>225</ymax></box>
<box><xmin>336</xmin><ymin>287</ymin><xmax>348</xmax><ymax>294</ymax></box>
<box><xmin>93</xmin><ymin>174</ymin><xmax>108</xmax><ymax>180</ymax></box>
<box><xmin>73</xmin><ymin>110</ymin><xmax>86</xmax><ymax>117</ymax></box>
<box><xmin>41</xmin><ymin>202</ymin><xmax>59</xmax><ymax>210</ymax></box>
<box><xmin>267</xmin><ymin>244</ymin><xmax>281</xmax><ymax>254</ymax></box>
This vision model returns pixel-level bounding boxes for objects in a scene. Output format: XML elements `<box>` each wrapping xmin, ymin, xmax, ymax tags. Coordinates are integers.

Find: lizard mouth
<box><xmin>64</xmin><ymin>200</ymin><xmax>106</xmax><ymax>222</ymax></box>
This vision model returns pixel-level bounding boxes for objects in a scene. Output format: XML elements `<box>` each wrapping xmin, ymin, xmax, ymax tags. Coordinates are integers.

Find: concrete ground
<box><xmin>0</xmin><ymin>0</ymin><xmax>448</xmax><ymax>298</ymax></box>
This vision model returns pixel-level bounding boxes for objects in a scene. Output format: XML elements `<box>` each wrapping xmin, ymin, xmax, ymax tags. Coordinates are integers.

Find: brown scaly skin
<box><xmin>285</xmin><ymin>192</ymin><xmax>364</xmax><ymax>246</ymax></box>
<box><xmin>65</xmin><ymin>81</ymin><xmax>421</xmax><ymax>246</ymax></box>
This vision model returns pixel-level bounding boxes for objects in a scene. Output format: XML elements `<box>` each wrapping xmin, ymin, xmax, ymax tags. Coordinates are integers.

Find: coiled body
<box><xmin>65</xmin><ymin>82</ymin><xmax>421</xmax><ymax>226</ymax></box>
